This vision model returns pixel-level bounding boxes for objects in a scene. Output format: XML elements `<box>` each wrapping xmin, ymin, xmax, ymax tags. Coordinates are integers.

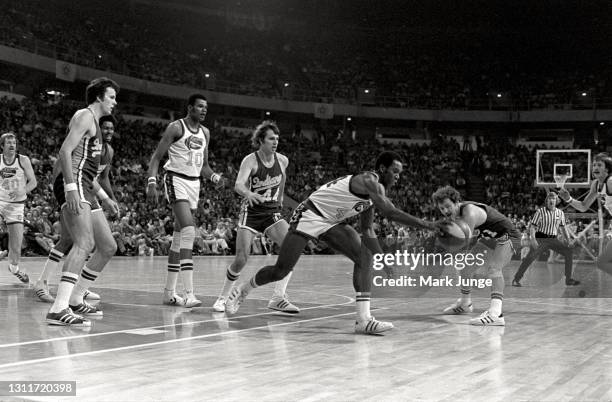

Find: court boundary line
<box><xmin>0</xmin><ymin>298</ymin><xmax>355</xmax><ymax>349</ymax></box>
<box><xmin>509</xmin><ymin>298</ymin><xmax>612</xmax><ymax>313</ymax></box>
<box><xmin>0</xmin><ymin>309</ymin><xmax>374</xmax><ymax>369</ymax></box>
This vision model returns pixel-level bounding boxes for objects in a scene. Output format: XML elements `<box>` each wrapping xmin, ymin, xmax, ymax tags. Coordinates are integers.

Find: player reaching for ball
<box><xmin>225</xmin><ymin>151</ymin><xmax>444</xmax><ymax>335</ymax></box>
<box><xmin>432</xmin><ymin>185</ymin><xmax>520</xmax><ymax>326</ymax></box>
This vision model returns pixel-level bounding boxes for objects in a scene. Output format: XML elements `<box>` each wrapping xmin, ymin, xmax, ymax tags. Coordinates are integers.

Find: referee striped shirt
<box><xmin>530</xmin><ymin>207</ymin><xmax>565</xmax><ymax>236</ymax></box>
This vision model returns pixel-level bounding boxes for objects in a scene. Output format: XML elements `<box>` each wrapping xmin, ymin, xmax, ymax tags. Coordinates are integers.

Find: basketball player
<box><xmin>0</xmin><ymin>132</ymin><xmax>38</xmax><ymax>284</ymax></box>
<box><xmin>34</xmin><ymin>115</ymin><xmax>118</xmax><ymax>303</ymax></box>
<box><xmin>46</xmin><ymin>77</ymin><xmax>119</xmax><ymax>327</ymax></box>
<box><xmin>225</xmin><ymin>151</ymin><xmax>442</xmax><ymax>335</ymax></box>
<box><xmin>559</xmin><ymin>152</ymin><xmax>612</xmax><ymax>269</ymax></box>
<box><xmin>432</xmin><ymin>185</ymin><xmax>520</xmax><ymax>326</ymax></box>
<box><xmin>147</xmin><ymin>94</ymin><xmax>225</xmax><ymax>308</ymax></box>
<box><xmin>212</xmin><ymin>121</ymin><xmax>298</xmax><ymax>313</ymax></box>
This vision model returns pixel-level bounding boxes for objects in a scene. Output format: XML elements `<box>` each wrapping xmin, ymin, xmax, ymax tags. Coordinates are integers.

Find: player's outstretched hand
<box><xmin>431</xmin><ymin>219</ymin><xmax>448</xmax><ymax>236</ymax></box>
<box><xmin>558</xmin><ymin>188</ymin><xmax>571</xmax><ymax>202</ymax></box>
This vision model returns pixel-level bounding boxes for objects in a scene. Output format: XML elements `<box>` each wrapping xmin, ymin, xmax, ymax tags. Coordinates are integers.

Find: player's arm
<box><xmin>94</xmin><ymin>165</ymin><xmax>119</xmax><ymax>216</ymax></box>
<box><xmin>277</xmin><ymin>153</ymin><xmax>289</xmax><ymax>206</ymax></box>
<box><xmin>559</xmin><ymin>180</ymin><xmax>598</xmax><ymax>211</ymax></box>
<box><xmin>199</xmin><ymin>128</ymin><xmax>224</xmax><ymax>185</ymax></box>
<box><xmin>59</xmin><ymin>110</ymin><xmax>92</xmax><ymax>186</ymax></box>
<box><xmin>59</xmin><ymin>110</ymin><xmax>93</xmax><ymax>214</ymax></box>
<box><xmin>98</xmin><ymin>146</ymin><xmax>116</xmax><ymax>201</ymax></box>
<box><xmin>19</xmin><ymin>155</ymin><xmax>37</xmax><ymax>193</ymax></box>
<box><xmin>458</xmin><ymin>203</ymin><xmax>487</xmax><ymax>230</ymax></box>
<box><xmin>146</xmin><ymin>121</ymin><xmax>181</xmax><ymax>200</ymax></box>
<box><xmin>361</xmin><ymin>173</ymin><xmax>436</xmax><ymax>231</ymax></box>
<box><xmin>235</xmin><ymin>154</ymin><xmax>264</xmax><ymax>206</ymax></box>
<box><xmin>359</xmin><ymin>206</ymin><xmax>383</xmax><ymax>253</ymax></box>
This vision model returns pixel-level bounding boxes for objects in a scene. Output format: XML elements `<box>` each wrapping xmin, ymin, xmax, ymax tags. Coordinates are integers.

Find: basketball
<box><xmin>435</xmin><ymin>219</ymin><xmax>472</xmax><ymax>252</ymax></box>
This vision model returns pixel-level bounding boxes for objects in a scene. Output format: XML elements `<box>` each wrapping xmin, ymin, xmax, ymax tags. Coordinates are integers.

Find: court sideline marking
<box><xmin>0</xmin><ymin>297</ymin><xmax>355</xmax><ymax>349</ymax></box>
<box><xmin>0</xmin><ymin>309</ymin><xmax>377</xmax><ymax>369</ymax></box>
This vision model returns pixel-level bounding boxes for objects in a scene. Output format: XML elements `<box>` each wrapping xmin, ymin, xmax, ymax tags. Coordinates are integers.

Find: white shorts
<box><xmin>164</xmin><ymin>171</ymin><xmax>200</xmax><ymax>210</ymax></box>
<box><xmin>288</xmin><ymin>202</ymin><xmax>338</xmax><ymax>240</ymax></box>
<box><xmin>0</xmin><ymin>201</ymin><xmax>24</xmax><ymax>224</ymax></box>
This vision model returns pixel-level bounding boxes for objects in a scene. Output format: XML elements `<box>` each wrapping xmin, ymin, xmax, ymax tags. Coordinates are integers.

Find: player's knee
<box><xmin>487</xmin><ymin>266</ymin><xmax>503</xmax><ymax>278</ymax></box>
<box><xmin>100</xmin><ymin>238</ymin><xmax>118</xmax><ymax>257</ymax></box>
<box><xmin>170</xmin><ymin>231</ymin><xmax>181</xmax><ymax>253</ymax></box>
<box><xmin>75</xmin><ymin>236</ymin><xmax>95</xmax><ymax>254</ymax></box>
<box><xmin>180</xmin><ymin>226</ymin><xmax>195</xmax><ymax>250</ymax></box>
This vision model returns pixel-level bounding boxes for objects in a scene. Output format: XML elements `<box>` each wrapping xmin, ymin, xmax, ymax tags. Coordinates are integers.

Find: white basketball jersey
<box><xmin>164</xmin><ymin>119</ymin><xmax>207</xmax><ymax>178</ymax></box>
<box><xmin>0</xmin><ymin>154</ymin><xmax>27</xmax><ymax>202</ymax></box>
<box><xmin>308</xmin><ymin>174</ymin><xmax>374</xmax><ymax>222</ymax></box>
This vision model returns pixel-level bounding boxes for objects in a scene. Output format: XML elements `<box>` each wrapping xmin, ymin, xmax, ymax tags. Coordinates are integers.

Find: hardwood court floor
<box><xmin>0</xmin><ymin>255</ymin><xmax>611</xmax><ymax>402</ymax></box>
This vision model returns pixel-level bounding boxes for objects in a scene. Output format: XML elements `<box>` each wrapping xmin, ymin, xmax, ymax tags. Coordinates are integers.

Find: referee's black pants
<box><xmin>514</xmin><ymin>237</ymin><xmax>574</xmax><ymax>281</ymax></box>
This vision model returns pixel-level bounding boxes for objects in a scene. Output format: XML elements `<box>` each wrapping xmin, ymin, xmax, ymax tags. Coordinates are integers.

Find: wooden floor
<box><xmin>1</xmin><ymin>255</ymin><xmax>611</xmax><ymax>401</ymax></box>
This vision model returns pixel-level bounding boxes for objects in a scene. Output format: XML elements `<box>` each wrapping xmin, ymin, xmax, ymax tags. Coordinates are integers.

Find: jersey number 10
<box><xmin>186</xmin><ymin>151</ymin><xmax>203</xmax><ymax>167</ymax></box>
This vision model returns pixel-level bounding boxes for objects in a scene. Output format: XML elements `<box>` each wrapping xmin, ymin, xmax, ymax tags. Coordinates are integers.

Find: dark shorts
<box><xmin>238</xmin><ymin>204</ymin><xmax>284</xmax><ymax>234</ymax></box>
<box><xmin>54</xmin><ymin>174</ymin><xmax>100</xmax><ymax>211</ymax></box>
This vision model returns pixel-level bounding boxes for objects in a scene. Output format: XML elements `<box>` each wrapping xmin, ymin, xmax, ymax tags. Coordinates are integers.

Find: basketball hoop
<box><xmin>553</xmin><ymin>174</ymin><xmax>568</xmax><ymax>189</ymax></box>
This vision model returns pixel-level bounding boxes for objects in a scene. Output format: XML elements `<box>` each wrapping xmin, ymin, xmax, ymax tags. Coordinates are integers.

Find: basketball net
<box><xmin>553</xmin><ymin>174</ymin><xmax>568</xmax><ymax>189</ymax></box>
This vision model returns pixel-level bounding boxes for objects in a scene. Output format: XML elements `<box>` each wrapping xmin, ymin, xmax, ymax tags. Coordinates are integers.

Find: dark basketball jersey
<box><xmin>460</xmin><ymin>202</ymin><xmax>519</xmax><ymax>239</ymax></box>
<box><xmin>247</xmin><ymin>152</ymin><xmax>283</xmax><ymax>214</ymax></box>
<box><xmin>95</xmin><ymin>142</ymin><xmax>111</xmax><ymax>179</ymax></box>
<box><xmin>70</xmin><ymin>109</ymin><xmax>102</xmax><ymax>185</ymax></box>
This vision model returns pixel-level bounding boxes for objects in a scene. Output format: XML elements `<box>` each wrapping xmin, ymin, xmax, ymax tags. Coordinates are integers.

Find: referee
<box><xmin>512</xmin><ymin>192</ymin><xmax>580</xmax><ymax>286</ymax></box>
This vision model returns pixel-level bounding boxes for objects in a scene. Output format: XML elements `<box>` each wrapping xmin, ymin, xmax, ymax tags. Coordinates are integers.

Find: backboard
<box><xmin>535</xmin><ymin>149</ymin><xmax>591</xmax><ymax>188</ymax></box>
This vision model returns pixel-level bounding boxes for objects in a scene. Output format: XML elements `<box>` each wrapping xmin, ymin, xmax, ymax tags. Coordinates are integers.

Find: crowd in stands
<box><xmin>2</xmin><ymin>0</ymin><xmax>612</xmax><ymax>110</ymax></box>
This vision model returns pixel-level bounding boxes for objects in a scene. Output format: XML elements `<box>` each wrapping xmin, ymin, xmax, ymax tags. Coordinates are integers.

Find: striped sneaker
<box><xmin>442</xmin><ymin>298</ymin><xmax>474</xmax><ymax>315</ymax></box>
<box><xmin>226</xmin><ymin>284</ymin><xmax>250</xmax><ymax>314</ymax></box>
<box><xmin>46</xmin><ymin>308</ymin><xmax>91</xmax><ymax>327</ymax></box>
<box><xmin>355</xmin><ymin>317</ymin><xmax>394</xmax><ymax>335</ymax></box>
<box><xmin>83</xmin><ymin>289</ymin><xmax>101</xmax><ymax>300</ymax></box>
<box><xmin>212</xmin><ymin>296</ymin><xmax>226</xmax><ymax>312</ymax></box>
<box><xmin>163</xmin><ymin>290</ymin><xmax>185</xmax><ymax>306</ymax></box>
<box><xmin>69</xmin><ymin>301</ymin><xmax>103</xmax><ymax>316</ymax></box>
<box><xmin>469</xmin><ymin>310</ymin><xmax>505</xmax><ymax>326</ymax></box>
<box><xmin>8</xmin><ymin>266</ymin><xmax>29</xmax><ymax>284</ymax></box>
<box><xmin>34</xmin><ymin>281</ymin><xmax>55</xmax><ymax>303</ymax></box>
<box><xmin>267</xmin><ymin>295</ymin><xmax>300</xmax><ymax>314</ymax></box>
